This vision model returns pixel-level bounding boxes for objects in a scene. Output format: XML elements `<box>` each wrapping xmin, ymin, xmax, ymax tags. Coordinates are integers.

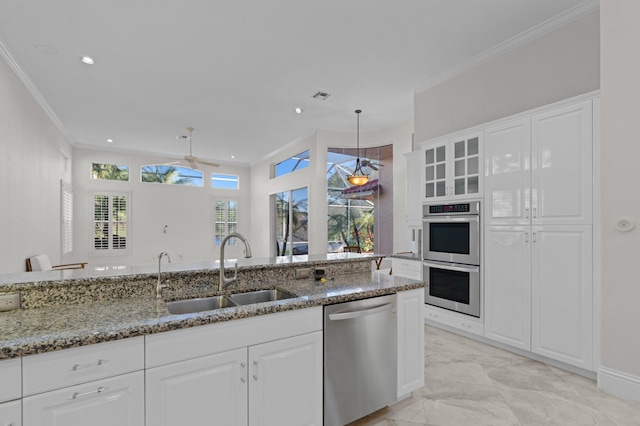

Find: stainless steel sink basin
<box><xmin>167</xmin><ymin>295</ymin><xmax>236</xmax><ymax>315</ymax></box>
<box><xmin>228</xmin><ymin>289</ymin><xmax>297</xmax><ymax>306</ymax></box>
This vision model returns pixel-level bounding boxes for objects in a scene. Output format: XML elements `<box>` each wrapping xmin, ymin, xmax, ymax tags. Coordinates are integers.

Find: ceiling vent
<box><xmin>311</xmin><ymin>91</ymin><xmax>331</xmax><ymax>100</ymax></box>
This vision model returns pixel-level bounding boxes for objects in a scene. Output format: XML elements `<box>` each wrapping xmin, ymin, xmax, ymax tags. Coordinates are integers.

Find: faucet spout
<box><xmin>219</xmin><ymin>232</ymin><xmax>252</xmax><ymax>291</ymax></box>
<box><xmin>157</xmin><ymin>251</ymin><xmax>171</xmax><ymax>299</ymax></box>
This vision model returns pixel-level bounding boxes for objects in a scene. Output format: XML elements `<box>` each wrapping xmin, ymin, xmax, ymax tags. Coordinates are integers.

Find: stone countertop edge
<box><xmin>0</xmin><ymin>272</ymin><xmax>424</xmax><ymax>360</ymax></box>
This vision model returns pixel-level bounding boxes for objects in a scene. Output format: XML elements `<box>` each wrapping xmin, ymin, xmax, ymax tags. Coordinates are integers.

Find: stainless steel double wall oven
<box><xmin>423</xmin><ymin>200</ymin><xmax>481</xmax><ymax>317</ymax></box>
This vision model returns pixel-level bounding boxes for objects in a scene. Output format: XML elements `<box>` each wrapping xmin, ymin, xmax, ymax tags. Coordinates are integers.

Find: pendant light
<box><xmin>347</xmin><ymin>109</ymin><xmax>370</xmax><ymax>186</ymax></box>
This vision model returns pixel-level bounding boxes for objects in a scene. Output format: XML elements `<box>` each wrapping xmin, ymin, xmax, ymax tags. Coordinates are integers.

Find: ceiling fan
<box><xmin>167</xmin><ymin>127</ymin><xmax>219</xmax><ymax>169</ymax></box>
<box><xmin>360</xmin><ymin>159</ymin><xmax>384</xmax><ymax>171</ymax></box>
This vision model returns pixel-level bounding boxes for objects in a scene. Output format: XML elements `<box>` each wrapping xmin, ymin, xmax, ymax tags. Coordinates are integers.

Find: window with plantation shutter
<box><xmin>93</xmin><ymin>191</ymin><xmax>130</xmax><ymax>255</ymax></box>
<box><xmin>214</xmin><ymin>198</ymin><xmax>238</xmax><ymax>246</ymax></box>
<box><xmin>61</xmin><ymin>180</ymin><xmax>73</xmax><ymax>255</ymax></box>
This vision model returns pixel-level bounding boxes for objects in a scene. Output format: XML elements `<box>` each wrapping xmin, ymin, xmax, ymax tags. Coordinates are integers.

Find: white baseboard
<box><xmin>598</xmin><ymin>366</ymin><xmax>640</xmax><ymax>403</ymax></box>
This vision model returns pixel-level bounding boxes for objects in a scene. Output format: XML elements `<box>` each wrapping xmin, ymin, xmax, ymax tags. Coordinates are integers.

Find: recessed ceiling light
<box><xmin>106</xmin><ymin>139</ymin><xmax>113</xmax><ymax>143</ymax></box>
<box><xmin>80</xmin><ymin>56</ymin><xmax>95</xmax><ymax>65</ymax></box>
<box><xmin>231</xmin><ymin>155</ymin><xmax>235</xmax><ymax>159</ymax></box>
<box><xmin>295</xmin><ymin>108</ymin><xmax>303</xmax><ymax>114</ymax></box>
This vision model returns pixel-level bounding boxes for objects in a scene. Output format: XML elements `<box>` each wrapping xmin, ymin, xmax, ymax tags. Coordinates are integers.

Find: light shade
<box><xmin>347</xmin><ymin>174</ymin><xmax>370</xmax><ymax>186</ymax></box>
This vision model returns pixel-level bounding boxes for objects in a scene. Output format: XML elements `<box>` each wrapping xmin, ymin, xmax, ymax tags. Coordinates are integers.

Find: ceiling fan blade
<box><xmin>184</xmin><ymin>156</ymin><xmax>198</xmax><ymax>169</ymax></box>
<box><xmin>199</xmin><ymin>160</ymin><xmax>220</xmax><ymax>167</ymax></box>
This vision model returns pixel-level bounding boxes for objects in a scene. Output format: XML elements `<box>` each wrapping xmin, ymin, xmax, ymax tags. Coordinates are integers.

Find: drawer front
<box><xmin>0</xmin><ymin>399</ymin><xmax>21</xmax><ymax>426</ymax></box>
<box><xmin>23</xmin><ymin>337</ymin><xmax>144</xmax><ymax>396</ymax></box>
<box><xmin>146</xmin><ymin>307</ymin><xmax>323</xmax><ymax>368</ymax></box>
<box><xmin>0</xmin><ymin>358</ymin><xmax>21</xmax><ymax>403</ymax></box>
<box><xmin>23</xmin><ymin>371</ymin><xmax>144</xmax><ymax>426</ymax></box>
<box><xmin>392</xmin><ymin>259</ymin><xmax>422</xmax><ymax>272</ymax></box>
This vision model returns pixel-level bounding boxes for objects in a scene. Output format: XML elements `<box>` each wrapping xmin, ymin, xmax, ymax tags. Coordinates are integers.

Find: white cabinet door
<box><xmin>531</xmin><ymin>226</ymin><xmax>593</xmax><ymax>370</ymax></box>
<box><xmin>0</xmin><ymin>358</ymin><xmax>21</xmax><ymax>403</ymax></box>
<box><xmin>404</xmin><ymin>150</ymin><xmax>423</xmax><ymax>226</ymax></box>
<box><xmin>423</xmin><ymin>132</ymin><xmax>482</xmax><ymax>201</ymax></box>
<box><xmin>0</xmin><ymin>400</ymin><xmax>21</xmax><ymax>426</ymax></box>
<box><xmin>249</xmin><ymin>331</ymin><xmax>323</xmax><ymax>426</ymax></box>
<box><xmin>23</xmin><ymin>371</ymin><xmax>144</xmax><ymax>426</ymax></box>
<box><xmin>397</xmin><ymin>289</ymin><xmax>424</xmax><ymax>397</ymax></box>
<box><xmin>531</xmin><ymin>100</ymin><xmax>593</xmax><ymax>225</ymax></box>
<box><xmin>484</xmin><ymin>118</ymin><xmax>531</xmax><ymax>226</ymax></box>
<box><xmin>146</xmin><ymin>348</ymin><xmax>247</xmax><ymax>426</ymax></box>
<box><xmin>484</xmin><ymin>227</ymin><xmax>532</xmax><ymax>351</ymax></box>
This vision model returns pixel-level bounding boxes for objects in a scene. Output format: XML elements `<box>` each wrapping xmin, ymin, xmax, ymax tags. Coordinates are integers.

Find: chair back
<box><xmin>343</xmin><ymin>245</ymin><xmax>361</xmax><ymax>253</ymax></box>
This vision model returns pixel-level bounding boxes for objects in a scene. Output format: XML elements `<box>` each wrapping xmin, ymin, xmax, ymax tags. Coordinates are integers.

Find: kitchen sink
<box><xmin>167</xmin><ymin>295</ymin><xmax>236</xmax><ymax>315</ymax></box>
<box><xmin>228</xmin><ymin>289</ymin><xmax>297</xmax><ymax>305</ymax></box>
<box><xmin>167</xmin><ymin>289</ymin><xmax>297</xmax><ymax>314</ymax></box>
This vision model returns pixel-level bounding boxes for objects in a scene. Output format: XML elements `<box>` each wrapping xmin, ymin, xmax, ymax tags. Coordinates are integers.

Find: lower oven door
<box><xmin>423</xmin><ymin>260</ymin><xmax>480</xmax><ymax>317</ymax></box>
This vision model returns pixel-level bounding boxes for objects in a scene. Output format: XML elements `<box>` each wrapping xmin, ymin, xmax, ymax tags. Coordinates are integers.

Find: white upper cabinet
<box><xmin>404</xmin><ymin>150</ymin><xmax>423</xmax><ymax>226</ymax></box>
<box><xmin>484</xmin><ymin>118</ymin><xmax>531</xmax><ymax>225</ymax></box>
<box><xmin>485</xmin><ymin>100</ymin><xmax>593</xmax><ymax>226</ymax></box>
<box><xmin>422</xmin><ymin>131</ymin><xmax>483</xmax><ymax>201</ymax></box>
<box><xmin>531</xmin><ymin>100</ymin><xmax>593</xmax><ymax>225</ymax></box>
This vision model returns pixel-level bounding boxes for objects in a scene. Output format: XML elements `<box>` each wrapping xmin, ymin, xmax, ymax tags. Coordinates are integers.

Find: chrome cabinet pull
<box><xmin>532</xmin><ymin>232</ymin><xmax>537</xmax><ymax>243</ymax></box>
<box><xmin>252</xmin><ymin>360</ymin><xmax>258</xmax><ymax>381</ymax></box>
<box><xmin>525</xmin><ymin>232</ymin><xmax>529</xmax><ymax>243</ymax></box>
<box><xmin>71</xmin><ymin>359</ymin><xmax>105</xmax><ymax>371</ymax></box>
<box><xmin>240</xmin><ymin>362</ymin><xmax>246</xmax><ymax>383</ymax></box>
<box><xmin>69</xmin><ymin>386</ymin><xmax>106</xmax><ymax>400</ymax></box>
<box><xmin>533</xmin><ymin>207</ymin><xmax>537</xmax><ymax>218</ymax></box>
<box><xmin>525</xmin><ymin>208</ymin><xmax>529</xmax><ymax>219</ymax></box>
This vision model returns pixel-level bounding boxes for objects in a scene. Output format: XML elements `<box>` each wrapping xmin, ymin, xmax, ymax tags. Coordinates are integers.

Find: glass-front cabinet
<box><xmin>422</xmin><ymin>131</ymin><xmax>483</xmax><ymax>201</ymax></box>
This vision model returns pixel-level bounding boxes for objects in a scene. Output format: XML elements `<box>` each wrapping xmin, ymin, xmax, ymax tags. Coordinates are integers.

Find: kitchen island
<box><xmin>0</xmin><ymin>254</ymin><xmax>425</xmax><ymax>426</ymax></box>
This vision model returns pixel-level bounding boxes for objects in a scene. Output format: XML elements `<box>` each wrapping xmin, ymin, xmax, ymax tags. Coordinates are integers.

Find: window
<box><xmin>61</xmin><ymin>180</ymin><xmax>73</xmax><ymax>255</ymax></box>
<box><xmin>212</xmin><ymin>173</ymin><xmax>239</xmax><ymax>189</ymax></box>
<box><xmin>273</xmin><ymin>188</ymin><xmax>308</xmax><ymax>256</ymax></box>
<box><xmin>214</xmin><ymin>199</ymin><xmax>238</xmax><ymax>246</ymax></box>
<box><xmin>141</xmin><ymin>165</ymin><xmax>203</xmax><ymax>186</ymax></box>
<box><xmin>274</xmin><ymin>150</ymin><xmax>310</xmax><ymax>178</ymax></box>
<box><xmin>92</xmin><ymin>163</ymin><xmax>129</xmax><ymax>181</ymax></box>
<box><xmin>93</xmin><ymin>192</ymin><xmax>129</xmax><ymax>254</ymax></box>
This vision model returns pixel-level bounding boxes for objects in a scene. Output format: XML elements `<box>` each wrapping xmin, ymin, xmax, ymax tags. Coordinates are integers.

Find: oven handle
<box><xmin>423</xmin><ymin>216</ymin><xmax>479</xmax><ymax>223</ymax></box>
<box><xmin>423</xmin><ymin>261</ymin><xmax>479</xmax><ymax>273</ymax></box>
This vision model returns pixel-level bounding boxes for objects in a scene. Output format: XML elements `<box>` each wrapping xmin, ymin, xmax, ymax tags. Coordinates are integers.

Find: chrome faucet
<box><xmin>219</xmin><ymin>232</ymin><xmax>252</xmax><ymax>291</ymax></box>
<box><xmin>157</xmin><ymin>251</ymin><xmax>171</xmax><ymax>299</ymax></box>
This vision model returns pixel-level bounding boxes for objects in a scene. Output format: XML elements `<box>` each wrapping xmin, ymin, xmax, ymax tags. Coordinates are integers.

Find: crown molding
<box><xmin>0</xmin><ymin>40</ymin><xmax>72</xmax><ymax>143</ymax></box>
<box><xmin>415</xmin><ymin>0</ymin><xmax>600</xmax><ymax>94</ymax></box>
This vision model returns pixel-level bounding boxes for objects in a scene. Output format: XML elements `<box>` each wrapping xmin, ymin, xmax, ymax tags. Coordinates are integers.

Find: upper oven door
<box><xmin>423</xmin><ymin>214</ymin><xmax>480</xmax><ymax>265</ymax></box>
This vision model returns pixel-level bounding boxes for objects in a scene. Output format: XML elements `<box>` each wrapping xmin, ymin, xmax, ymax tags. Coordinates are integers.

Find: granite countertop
<box><xmin>0</xmin><ymin>271</ymin><xmax>424</xmax><ymax>360</ymax></box>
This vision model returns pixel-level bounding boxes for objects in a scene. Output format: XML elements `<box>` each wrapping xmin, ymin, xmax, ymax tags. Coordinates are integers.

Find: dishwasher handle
<box><xmin>328</xmin><ymin>302</ymin><xmax>395</xmax><ymax>321</ymax></box>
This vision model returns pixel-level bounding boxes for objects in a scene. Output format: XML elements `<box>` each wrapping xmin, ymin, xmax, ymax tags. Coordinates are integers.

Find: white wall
<box><xmin>414</xmin><ymin>12</ymin><xmax>600</xmax><ymax>142</ymax></box>
<box><xmin>0</xmin><ymin>52</ymin><xmax>73</xmax><ymax>273</ymax></box>
<box><xmin>250</xmin><ymin>119</ymin><xmax>414</xmax><ymax>258</ymax></box>
<box><xmin>600</xmin><ymin>0</ymin><xmax>640</xmax><ymax>389</ymax></box>
<box><xmin>72</xmin><ymin>148</ymin><xmax>251</xmax><ymax>267</ymax></box>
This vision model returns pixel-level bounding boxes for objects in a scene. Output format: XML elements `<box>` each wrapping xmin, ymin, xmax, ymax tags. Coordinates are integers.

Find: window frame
<box><xmin>211</xmin><ymin>173</ymin><xmax>240</xmax><ymax>190</ymax></box>
<box><xmin>213</xmin><ymin>197</ymin><xmax>239</xmax><ymax>248</ymax></box>
<box><xmin>91</xmin><ymin>191</ymin><xmax>131</xmax><ymax>256</ymax></box>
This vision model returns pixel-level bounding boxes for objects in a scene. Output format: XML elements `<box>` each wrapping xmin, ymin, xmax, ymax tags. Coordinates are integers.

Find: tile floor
<box><xmin>350</xmin><ymin>325</ymin><xmax>640</xmax><ymax>426</ymax></box>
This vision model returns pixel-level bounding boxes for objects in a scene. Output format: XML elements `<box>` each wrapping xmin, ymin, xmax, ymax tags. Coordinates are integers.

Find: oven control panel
<box><xmin>425</xmin><ymin>201</ymin><xmax>480</xmax><ymax>215</ymax></box>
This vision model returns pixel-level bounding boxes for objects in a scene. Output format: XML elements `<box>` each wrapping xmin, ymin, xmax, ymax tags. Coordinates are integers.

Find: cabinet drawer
<box><xmin>0</xmin><ymin>358</ymin><xmax>21</xmax><ymax>403</ymax></box>
<box><xmin>23</xmin><ymin>371</ymin><xmax>144</xmax><ymax>426</ymax></box>
<box><xmin>424</xmin><ymin>305</ymin><xmax>483</xmax><ymax>337</ymax></box>
<box><xmin>0</xmin><ymin>399</ymin><xmax>21</xmax><ymax>426</ymax></box>
<box><xmin>23</xmin><ymin>337</ymin><xmax>144</xmax><ymax>396</ymax></box>
<box><xmin>392</xmin><ymin>258</ymin><xmax>422</xmax><ymax>272</ymax></box>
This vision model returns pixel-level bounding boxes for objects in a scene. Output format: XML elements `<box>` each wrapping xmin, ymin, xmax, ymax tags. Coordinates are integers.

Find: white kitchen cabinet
<box><xmin>391</xmin><ymin>257</ymin><xmax>422</xmax><ymax>281</ymax></box>
<box><xmin>484</xmin><ymin>225</ymin><xmax>593</xmax><ymax>370</ymax></box>
<box><xmin>396</xmin><ymin>289</ymin><xmax>424</xmax><ymax>398</ymax></box>
<box><xmin>531</xmin><ymin>226</ymin><xmax>593</xmax><ymax>370</ymax></box>
<box><xmin>0</xmin><ymin>400</ymin><xmax>21</xmax><ymax>426</ymax></box>
<box><xmin>249</xmin><ymin>331</ymin><xmax>323</xmax><ymax>426</ymax></box>
<box><xmin>146</xmin><ymin>348</ymin><xmax>248</xmax><ymax>426</ymax></box>
<box><xmin>485</xmin><ymin>100</ymin><xmax>592</xmax><ymax>226</ymax></box>
<box><xmin>0</xmin><ymin>358</ymin><xmax>21</xmax><ymax>403</ymax></box>
<box><xmin>421</xmin><ymin>131</ymin><xmax>482</xmax><ymax>201</ymax></box>
<box><xmin>404</xmin><ymin>150</ymin><xmax>423</xmax><ymax>226</ymax></box>
<box><xmin>484</xmin><ymin>226</ymin><xmax>532</xmax><ymax>351</ymax></box>
<box><xmin>23</xmin><ymin>371</ymin><xmax>144</xmax><ymax>426</ymax></box>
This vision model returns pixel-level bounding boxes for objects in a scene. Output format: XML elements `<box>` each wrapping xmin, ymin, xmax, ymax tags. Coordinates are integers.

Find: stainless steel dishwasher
<box><xmin>324</xmin><ymin>294</ymin><xmax>397</xmax><ymax>426</ymax></box>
